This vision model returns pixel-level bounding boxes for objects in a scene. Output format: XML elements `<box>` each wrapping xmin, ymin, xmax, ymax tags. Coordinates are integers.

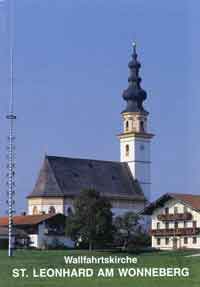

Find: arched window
<box><xmin>125</xmin><ymin>144</ymin><xmax>129</xmax><ymax>157</ymax></box>
<box><xmin>49</xmin><ymin>206</ymin><xmax>56</xmax><ymax>214</ymax></box>
<box><xmin>33</xmin><ymin>206</ymin><xmax>38</xmax><ymax>215</ymax></box>
<box><xmin>140</xmin><ymin>121</ymin><xmax>144</xmax><ymax>132</ymax></box>
<box><xmin>126</xmin><ymin>121</ymin><xmax>129</xmax><ymax>131</ymax></box>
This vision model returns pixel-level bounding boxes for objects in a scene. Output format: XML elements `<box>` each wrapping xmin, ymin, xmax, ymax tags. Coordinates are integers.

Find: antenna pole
<box><xmin>6</xmin><ymin>0</ymin><xmax>16</xmax><ymax>257</ymax></box>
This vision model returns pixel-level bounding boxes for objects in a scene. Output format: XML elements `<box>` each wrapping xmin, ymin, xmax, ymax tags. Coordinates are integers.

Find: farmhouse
<box><xmin>143</xmin><ymin>193</ymin><xmax>200</xmax><ymax>250</ymax></box>
<box><xmin>0</xmin><ymin>227</ymin><xmax>28</xmax><ymax>249</ymax></box>
<box><xmin>0</xmin><ymin>213</ymin><xmax>73</xmax><ymax>249</ymax></box>
<box><xmin>27</xmin><ymin>44</ymin><xmax>154</xmax><ymax>218</ymax></box>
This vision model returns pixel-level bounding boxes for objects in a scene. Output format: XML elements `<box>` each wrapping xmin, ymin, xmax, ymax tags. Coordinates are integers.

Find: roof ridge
<box><xmin>46</xmin><ymin>155</ymin><xmax>120</xmax><ymax>164</ymax></box>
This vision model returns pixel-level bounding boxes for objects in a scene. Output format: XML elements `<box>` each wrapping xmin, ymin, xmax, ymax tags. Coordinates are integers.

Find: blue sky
<box><xmin>0</xmin><ymin>0</ymin><xmax>198</xmax><ymax>214</ymax></box>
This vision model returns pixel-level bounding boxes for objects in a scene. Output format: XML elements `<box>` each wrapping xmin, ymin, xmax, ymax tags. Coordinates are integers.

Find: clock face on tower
<box><xmin>140</xmin><ymin>144</ymin><xmax>145</xmax><ymax>151</ymax></box>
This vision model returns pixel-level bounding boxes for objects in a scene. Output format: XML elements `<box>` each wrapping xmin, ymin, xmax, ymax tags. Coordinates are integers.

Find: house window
<box><xmin>193</xmin><ymin>237</ymin><xmax>197</xmax><ymax>244</ymax></box>
<box><xmin>165</xmin><ymin>207</ymin><xmax>169</xmax><ymax>214</ymax></box>
<box><xmin>184</xmin><ymin>206</ymin><xmax>188</xmax><ymax>213</ymax></box>
<box><xmin>165</xmin><ymin>222</ymin><xmax>169</xmax><ymax>229</ymax></box>
<box><xmin>174</xmin><ymin>222</ymin><xmax>178</xmax><ymax>229</ymax></box>
<box><xmin>49</xmin><ymin>206</ymin><xmax>56</xmax><ymax>214</ymax></box>
<box><xmin>165</xmin><ymin>238</ymin><xmax>169</xmax><ymax>245</ymax></box>
<box><xmin>184</xmin><ymin>221</ymin><xmax>187</xmax><ymax>228</ymax></box>
<box><xmin>125</xmin><ymin>144</ymin><xmax>129</xmax><ymax>157</ymax></box>
<box><xmin>184</xmin><ymin>237</ymin><xmax>188</xmax><ymax>244</ymax></box>
<box><xmin>193</xmin><ymin>221</ymin><xmax>197</xmax><ymax>228</ymax></box>
<box><xmin>157</xmin><ymin>238</ymin><xmax>161</xmax><ymax>245</ymax></box>
<box><xmin>174</xmin><ymin>207</ymin><xmax>178</xmax><ymax>214</ymax></box>
<box><xmin>157</xmin><ymin>222</ymin><xmax>160</xmax><ymax>229</ymax></box>
<box><xmin>33</xmin><ymin>206</ymin><xmax>38</xmax><ymax>215</ymax></box>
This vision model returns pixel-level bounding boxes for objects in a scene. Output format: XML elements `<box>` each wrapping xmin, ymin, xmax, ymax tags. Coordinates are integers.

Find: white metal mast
<box><xmin>6</xmin><ymin>0</ymin><xmax>16</xmax><ymax>257</ymax></box>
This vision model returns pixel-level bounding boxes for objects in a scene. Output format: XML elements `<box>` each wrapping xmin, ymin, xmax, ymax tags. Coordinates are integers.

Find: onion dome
<box><xmin>122</xmin><ymin>43</ymin><xmax>148</xmax><ymax>113</ymax></box>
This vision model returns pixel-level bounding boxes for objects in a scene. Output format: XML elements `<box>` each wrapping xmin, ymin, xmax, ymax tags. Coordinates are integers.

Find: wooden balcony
<box><xmin>151</xmin><ymin>227</ymin><xmax>200</xmax><ymax>237</ymax></box>
<box><xmin>157</xmin><ymin>212</ymin><xmax>192</xmax><ymax>221</ymax></box>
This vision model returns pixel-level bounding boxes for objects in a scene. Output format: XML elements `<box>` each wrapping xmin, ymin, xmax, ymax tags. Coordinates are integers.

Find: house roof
<box><xmin>142</xmin><ymin>193</ymin><xmax>200</xmax><ymax>215</ymax></box>
<box><xmin>0</xmin><ymin>213</ymin><xmax>62</xmax><ymax>227</ymax></box>
<box><xmin>27</xmin><ymin>155</ymin><xmax>145</xmax><ymax>201</ymax></box>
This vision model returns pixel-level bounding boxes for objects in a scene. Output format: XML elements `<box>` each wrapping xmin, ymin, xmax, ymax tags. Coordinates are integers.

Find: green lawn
<box><xmin>0</xmin><ymin>249</ymin><xmax>200</xmax><ymax>287</ymax></box>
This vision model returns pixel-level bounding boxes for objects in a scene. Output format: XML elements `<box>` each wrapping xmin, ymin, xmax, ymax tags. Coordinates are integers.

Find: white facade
<box><xmin>29</xmin><ymin>221</ymin><xmax>74</xmax><ymax>249</ymax></box>
<box><xmin>151</xmin><ymin>199</ymin><xmax>200</xmax><ymax>250</ymax></box>
<box><xmin>119</xmin><ymin>112</ymin><xmax>153</xmax><ymax>201</ymax></box>
<box><xmin>28</xmin><ymin>197</ymin><xmax>144</xmax><ymax>218</ymax></box>
<box><xmin>28</xmin><ymin>198</ymin><xmax>64</xmax><ymax>215</ymax></box>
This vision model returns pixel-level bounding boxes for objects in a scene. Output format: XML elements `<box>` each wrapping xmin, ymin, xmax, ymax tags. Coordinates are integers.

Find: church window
<box><xmin>125</xmin><ymin>144</ymin><xmax>129</xmax><ymax>157</ymax></box>
<box><xmin>49</xmin><ymin>206</ymin><xmax>56</xmax><ymax>214</ymax></box>
<box><xmin>140</xmin><ymin>121</ymin><xmax>144</xmax><ymax>132</ymax></box>
<box><xmin>126</xmin><ymin>121</ymin><xmax>129</xmax><ymax>131</ymax></box>
<box><xmin>33</xmin><ymin>206</ymin><xmax>38</xmax><ymax>215</ymax></box>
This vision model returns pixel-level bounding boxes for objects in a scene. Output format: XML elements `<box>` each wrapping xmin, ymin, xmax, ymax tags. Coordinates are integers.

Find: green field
<box><xmin>0</xmin><ymin>250</ymin><xmax>200</xmax><ymax>287</ymax></box>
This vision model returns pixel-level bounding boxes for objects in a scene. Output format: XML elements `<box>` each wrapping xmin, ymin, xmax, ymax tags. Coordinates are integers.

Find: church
<box><xmin>27</xmin><ymin>43</ymin><xmax>154</xmax><ymax>217</ymax></box>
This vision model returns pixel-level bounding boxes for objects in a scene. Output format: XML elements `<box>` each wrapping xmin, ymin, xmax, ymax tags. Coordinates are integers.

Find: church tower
<box><xmin>118</xmin><ymin>43</ymin><xmax>154</xmax><ymax>202</ymax></box>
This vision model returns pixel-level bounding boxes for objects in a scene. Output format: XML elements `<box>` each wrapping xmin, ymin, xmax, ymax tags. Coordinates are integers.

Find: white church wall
<box><xmin>120</xmin><ymin>136</ymin><xmax>151</xmax><ymax>201</ymax></box>
<box><xmin>28</xmin><ymin>198</ymin><xmax>64</xmax><ymax>215</ymax></box>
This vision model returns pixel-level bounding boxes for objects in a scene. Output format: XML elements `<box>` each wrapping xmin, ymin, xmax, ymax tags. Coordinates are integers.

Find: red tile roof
<box><xmin>142</xmin><ymin>193</ymin><xmax>200</xmax><ymax>215</ymax></box>
<box><xmin>169</xmin><ymin>193</ymin><xmax>200</xmax><ymax>210</ymax></box>
<box><xmin>0</xmin><ymin>214</ymin><xmax>58</xmax><ymax>226</ymax></box>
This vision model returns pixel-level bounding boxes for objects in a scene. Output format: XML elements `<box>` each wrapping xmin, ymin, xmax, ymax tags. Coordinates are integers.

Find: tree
<box><xmin>114</xmin><ymin>212</ymin><xmax>141</xmax><ymax>249</ymax></box>
<box><xmin>66</xmin><ymin>189</ymin><xmax>114</xmax><ymax>250</ymax></box>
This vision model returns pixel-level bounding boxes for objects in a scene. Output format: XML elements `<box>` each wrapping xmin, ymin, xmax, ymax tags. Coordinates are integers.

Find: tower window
<box><xmin>126</xmin><ymin>121</ymin><xmax>129</xmax><ymax>131</ymax></box>
<box><xmin>140</xmin><ymin>121</ymin><xmax>144</xmax><ymax>132</ymax></box>
<box><xmin>49</xmin><ymin>206</ymin><xmax>56</xmax><ymax>214</ymax></box>
<box><xmin>125</xmin><ymin>144</ymin><xmax>129</xmax><ymax>157</ymax></box>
